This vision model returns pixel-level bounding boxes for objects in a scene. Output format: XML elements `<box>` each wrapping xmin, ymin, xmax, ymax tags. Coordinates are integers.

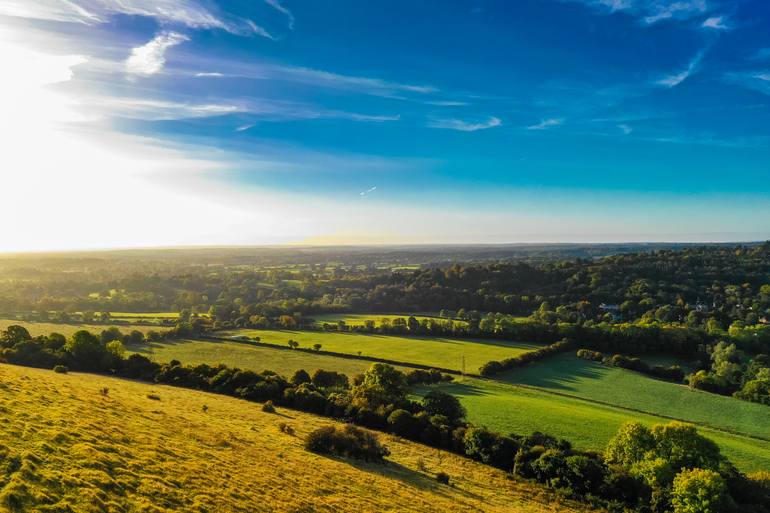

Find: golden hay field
<box><xmin>0</xmin><ymin>319</ymin><xmax>165</xmax><ymax>338</ymax></box>
<box><xmin>0</xmin><ymin>364</ymin><xmax>598</xmax><ymax>513</ymax></box>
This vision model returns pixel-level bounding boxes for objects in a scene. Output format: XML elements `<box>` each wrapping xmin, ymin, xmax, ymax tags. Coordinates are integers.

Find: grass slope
<box><xmin>417</xmin><ymin>376</ymin><xmax>770</xmax><ymax>473</ymax></box>
<box><xmin>216</xmin><ymin>329</ymin><xmax>539</xmax><ymax>373</ymax></box>
<box><xmin>0</xmin><ymin>319</ymin><xmax>165</xmax><ymax>338</ymax></box>
<box><xmin>0</xmin><ymin>364</ymin><xmax>596</xmax><ymax>513</ymax></box>
<box><xmin>310</xmin><ymin>313</ymin><xmax>466</xmax><ymax>327</ymax></box>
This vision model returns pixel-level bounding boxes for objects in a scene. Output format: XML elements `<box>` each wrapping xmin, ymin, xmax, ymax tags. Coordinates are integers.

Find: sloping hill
<box><xmin>0</xmin><ymin>364</ymin><xmax>596</xmax><ymax>513</ymax></box>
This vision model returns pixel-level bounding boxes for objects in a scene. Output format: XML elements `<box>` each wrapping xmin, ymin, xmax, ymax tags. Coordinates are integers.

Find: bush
<box><xmin>480</xmin><ymin>339</ymin><xmax>574</xmax><ymax>377</ymax></box>
<box><xmin>436</xmin><ymin>471</ymin><xmax>450</xmax><ymax>485</ymax></box>
<box><xmin>278</xmin><ymin>422</ymin><xmax>295</xmax><ymax>435</ymax></box>
<box><xmin>52</xmin><ymin>365</ymin><xmax>68</xmax><ymax>374</ymax></box>
<box><xmin>671</xmin><ymin>468</ymin><xmax>728</xmax><ymax>513</ymax></box>
<box><xmin>262</xmin><ymin>400</ymin><xmax>276</xmax><ymax>413</ymax></box>
<box><xmin>576</xmin><ymin>349</ymin><xmax>604</xmax><ymax>362</ymax></box>
<box><xmin>305</xmin><ymin>424</ymin><xmax>390</xmax><ymax>462</ymax></box>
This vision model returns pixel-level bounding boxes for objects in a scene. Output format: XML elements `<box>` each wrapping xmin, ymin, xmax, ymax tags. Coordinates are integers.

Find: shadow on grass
<box><xmin>317</xmin><ymin>454</ymin><xmax>482</xmax><ymax>501</ymax></box>
<box><xmin>495</xmin><ymin>354</ymin><xmax>608</xmax><ymax>393</ymax></box>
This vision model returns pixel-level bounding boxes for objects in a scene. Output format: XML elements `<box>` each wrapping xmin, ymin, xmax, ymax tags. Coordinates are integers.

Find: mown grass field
<box><xmin>215</xmin><ymin>329</ymin><xmax>540</xmax><ymax>373</ymax></box>
<box><xmin>0</xmin><ymin>319</ymin><xmax>166</xmax><ymax>338</ymax></box>
<box><xmin>0</xmin><ymin>363</ymin><xmax>597</xmax><ymax>513</ymax></box>
<box><xmin>416</xmin><ymin>372</ymin><xmax>770</xmax><ymax>473</ymax></box>
<box><xmin>310</xmin><ymin>313</ymin><xmax>466</xmax><ymax>326</ymax></box>
<box><xmin>128</xmin><ymin>338</ymin><xmax>388</xmax><ymax>377</ymax></box>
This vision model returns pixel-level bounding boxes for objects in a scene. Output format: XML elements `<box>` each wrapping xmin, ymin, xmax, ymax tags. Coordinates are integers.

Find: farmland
<box><xmin>214</xmin><ymin>329</ymin><xmax>540</xmax><ymax>373</ymax></box>
<box><xmin>310</xmin><ymin>313</ymin><xmax>466</xmax><ymax>326</ymax></box>
<box><xmin>0</xmin><ymin>319</ymin><xmax>166</xmax><ymax>338</ymax></box>
<box><xmin>416</xmin><ymin>372</ymin><xmax>770</xmax><ymax>473</ymax></box>
<box><xmin>0</xmin><ymin>363</ymin><xmax>596</xmax><ymax>513</ymax></box>
<box><xmin>127</xmin><ymin>338</ymin><xmax>387</xmax><ymax>377</ymax></box>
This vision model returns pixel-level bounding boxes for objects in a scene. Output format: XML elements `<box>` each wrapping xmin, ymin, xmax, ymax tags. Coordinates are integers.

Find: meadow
<box><xmin>416</xmin><ymin>375</ymin><xmax>770</xmax><ymax>473</ymax></box>
<box><xmin>215</xmin><ymin>329</ymin><xmax>540</xmax><ymax>373</ymax></box>
<box><xmin>310</xmin><ymin>313</ymin><xmax>466</xmax><ymax>326</ymax></box>
<box><xmin>128</xmin><ymin>338</ymin><xmax>389</xmax><ymax>377</ymax></box>
<box><xmin>0</xmin><ymin>363</ymin><xmax>596</xmax><ymax>513</ymax></box>
<box><xmin>0</xmin><ymin>319</ymin><xmax>166</xmax><ymax>338</ymax></box>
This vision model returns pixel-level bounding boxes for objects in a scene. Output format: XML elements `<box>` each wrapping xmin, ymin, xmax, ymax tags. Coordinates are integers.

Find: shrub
<box><xmin>422</xmin><ymin>390</ymin><xmax>466</xmax><ymax>423</ymax></box>
<box><xmin>576</xmin><ymin>349</ymin><xmax>604</xmax><ymax>362</ymax></box>
<box><xmin>436</xmin><ymin>471</ymin><xmax>450</xmax><ymax>485</ymax></box>
<box><xmin>99</xmin><ymin>387</ymin><xmax>109</xmax><ymax>396</ymax></box>
<box><xmin>262</xmin><ymin>400</ymin><xmax>276</xmax><ymax>413</ymax></box>
<box><xmin>146</xmin><ymin>394</ymin><xmax>160</xmax><ymax>401</ymax></box>
<box><xmin>671</xmin><ymin>468</ymin><xmax>728</xmax><ymax>513</ymax></box>
<box><xmin>480</xmin><ymin>339</ymin><xmax>574</xmax><ymax>377</ymax></box>
<box><xmin>52</xmin><ymin>365</ymin><xmax>68</xmax><ymax>374</ymax></box>
<box><xmin>305</xmin><ymin>424</ymin><xmax>389</xmax><ymax>462</ymax></box>
<box><xmin>278</xmin><ymin>422</ymin><xmax>295</xmax><ymax>435</ymax></box>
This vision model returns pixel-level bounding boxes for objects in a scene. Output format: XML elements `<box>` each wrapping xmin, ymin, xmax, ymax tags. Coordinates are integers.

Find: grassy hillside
<box><xmin>500</xmin><ymin>353</ymin><xmax>770</xmax><ymax>440</ymax></box>
<box><xmin>0</xmin><ymin>319</ymin><xmax>165</xmax><ymax>338</ymax></box>
<box><xmin>310</xmin><ymin>313</ymin><xmax>466</xmax><ymax>326</ymax></box>
<box><xmin>128</xmin><ymin>338</ymin><xmax>385</xmax><ymax>377</ymax></box>
<box><xmin>0</xmin><ymin>364</ymin><xmax>596</xmax><ymax>513</ymax></box>
<box><xmin>418</xmin><ymin>377</ymin><xmax>770</xmax><ymax>473</ymax></box>
<box><xmin>215</xmin><ymin>329</ymin><xmax>539</xmax><ymax>373</ymax></box>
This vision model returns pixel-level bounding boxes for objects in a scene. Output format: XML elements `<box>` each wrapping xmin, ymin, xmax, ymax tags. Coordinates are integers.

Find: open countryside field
<box><xmin>500</xmin><ymin>353</ymin><xmax>770</xmax><ymax>439</ymax></box>
<box><xmin>127</xmin><ymin>338</ymin><xmax>392</xmax><ymax>377</ymax></box>
<box><xmin>311</xmin><ymin>313</ymin><xmax>467</xmax><ymax>326</ymax></box>
<box><xmin>0</xmin><ymin>363</ymin><xmax>596</xmax><ymax>513</ymax></box>
<box><xmin>0</xmin><ymin>319</ymin><xmax>167</xmax><ymax>337</ymax></box>
<box><xmin>417</xmin><ymin>375</ymin><xmax>770</xmax><ymax>473</ymax></box>
<box><xmin>216</xmin><ymin>329</ymin><xmax>540</xmax><ymax>373</ymax></box>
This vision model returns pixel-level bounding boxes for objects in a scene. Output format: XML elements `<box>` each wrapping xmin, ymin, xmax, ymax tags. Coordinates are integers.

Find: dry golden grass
<box><xmin>0</xmin><ymin>364</ymin><xmax>599</xmax><ymax>513</ymax></box>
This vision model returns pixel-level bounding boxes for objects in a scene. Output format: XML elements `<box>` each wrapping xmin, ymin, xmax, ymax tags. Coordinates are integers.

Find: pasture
<box><xmin>416</xmin><ymin>373</ymin><xmax>770</xmax><ymax>473</ymax></box>
<box><xmin>0</xmin><ymin>363</ymin><xmax>596</xmax><ymax>513</ymax></box>
<box><xmin>127</xmin><ymin>338</ymin><xmax>386</xmax><ymax>377</ymax></box>
<box><xmin>0</xmin><ymin>319</ymin><xmax>166</xmax><ymax>337</ymax></box>
<box><xmin>215</xmin><ymin>329</ymin><xmax>540</xmax><ymax>373</ymax></box>
<box><xmin>310</xmin><ymin>313</ymin><xmax>466</xmax><ymax>327</ymax></box>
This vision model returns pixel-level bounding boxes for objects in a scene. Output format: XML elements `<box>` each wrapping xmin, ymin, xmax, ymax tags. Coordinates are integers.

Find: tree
<box><xmin>65</xmin><ymin>330</ymin><xmax>107</xmax><ymax>370</ymax></box>
<box><xmin>1</xmin><ymin>325</ymin><xmax>32</xmax><ymax>347</ymax></box>
<box><xmin>671</xmin><ymin>468</ymin><xmax>728</xmax><ymax>513</ymax></box>
<box><xmin>313</xmin><ymin>343</ymin><xmax>322</xmax><ymax>352</ymax></box>
<box><xmin>290</xmin><ymin>369</ymin><xmax>311</xmax><ymax>386</ymax></box>
<box><xmin>422</xmin><ymin>390</ymin><xmax>466</xmax><ymax>422</ymax></box>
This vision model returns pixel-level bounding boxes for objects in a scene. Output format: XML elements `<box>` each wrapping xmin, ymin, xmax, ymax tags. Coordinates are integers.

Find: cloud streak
<box><xmin>265</xmin><ymin>0</ymin><xmax>295</xmax><ymax>30</ymax></box>
<box><xmin>656</xmin><ymin>51</ymin><xmax>704</xmax><ymax>88</ymax></box>
<box><xmin>429</xmin><ymin>116</ymin><xmax>501</xmax><ymax>131</ymax></box>
<box><xmin>527</xmin><ymin>118</ymin><xmax>563</xmax><ymax>130</ymax></box>
<box><xmin>701</xmin><ymin>16</ymin><xmax>728</xmax><ymax>30</ymax></box>
<box><xmin>0</xmin><ymin>0</ymin><xmax>272</xmax><ymax>37</ymax></box>
<box><xmin>568</xmin><ymin>0</ymin><xmax>710</xmax><ymax>26</ymax></box>
<box><xmin>125</xmin><ymin>32</ymin><xmax>189</xmax><ymax>77</ymax></box>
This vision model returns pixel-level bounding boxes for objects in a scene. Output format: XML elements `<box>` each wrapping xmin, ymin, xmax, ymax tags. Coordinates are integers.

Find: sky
<box><xmin>1</xmin><ymin>0</ymin><xmax>770</xmax><ymax>251</ymax></box>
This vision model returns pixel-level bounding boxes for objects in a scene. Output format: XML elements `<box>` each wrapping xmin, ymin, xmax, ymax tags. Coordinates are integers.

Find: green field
<box><xmin>128</xmin><ymin>338</ymin><xmax>387</xmax><ymax>377</ymax></box>
<box><xmin>499</xmin><ymin>353</ymin><xmax>769</xmax><ymax>439</ymax></box>
<box><xmin>0</xmin><ymin>319</ymin><xmax>167</xmax><ymax>337</ymax></box>
<box><xmin>416</xmin><ymin>358</ymin><xmax>770</xmax><ymax>473</ymax></box>
<box><xmin>216</xmin><ymin>329</ymin><xmax>540</xmax><ymax>373</ymax></box>
<box><xmin>109</xmin><ymin>311</ymin><xmax>180</xmax><ymax>319</ymax></box>
<box><xmin>311</xmin><ymin>313</ymin><xmax>466</xmax><ymax>326</ymax></box>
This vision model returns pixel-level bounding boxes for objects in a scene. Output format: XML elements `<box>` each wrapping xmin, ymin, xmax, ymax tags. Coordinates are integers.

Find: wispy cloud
<box><xmin>428</xmin><ymin>116</ymin><xmax>501</xmax><ymax>131</ymax></box>
<box><xmin>723</xmin><ymin>71</ymin><xmax>770</xmax><ymax>96</ymax></box>
<box><xmin>236</xmin><ymin>124</ymin><xmax>256</xmax><ymax>132</ymax></box>
<box><xmin>125</xmin><ymin>32</ymin><xmax>189</xmax><ymax>78</ymax></box>
<box><xmin>618</xmin><ymin>123</ymin><xmax>633</xmax><ymax>134</ymax></box>
<box><xmin>195</xmin><ymin>72</ymin><xmax>225</xmax><ymax>77</ymax></box>
<box><xmin>360</xmin><ymin>186</ymin><xmax>377</xmax><ymax>197</ymax></box>
<box><xmin>281</xmin><ymin>66</ymin><xmax>438</xmax><ymax>97</ymax></box>
<box><xmin>656</xmin><ymin>51</ymin><xmax>704</xmax><ymax>88</ymax></box>
<box><xmin>701</xmin><ymin>16</ymin><xmax>728</xmax><ymax>30</ymax></box>
<box><xmin>0</xmin><ymin>0</ymin><xmax>272</xmax><ymax>37</ymax></box>
<box><xmin>527</xmin><ymin>118</ymin><xmax>563</xmax><ymax>130</ymax></box>
<box><xmin>265</xmin><ymin>0</ymin><xmax>295</xmax><ymax>30</ymax></box>
<box><xmin>568</xmin><ymin>0</ymin><xmax>710</xmax><ymax>26</ymax></box>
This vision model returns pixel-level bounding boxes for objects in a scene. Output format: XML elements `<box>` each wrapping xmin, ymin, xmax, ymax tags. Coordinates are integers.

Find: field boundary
<box><xmin>203</xmin><ymin>335</ymin><xmax>475</xmax><ymax>376</ymax></box>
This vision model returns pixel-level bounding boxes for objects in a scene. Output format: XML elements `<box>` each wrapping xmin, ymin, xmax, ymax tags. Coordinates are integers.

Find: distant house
<box><xmin>599</xmin><ymin>303</ymin><xmax>621</xmax><ymax>321</ymax></box>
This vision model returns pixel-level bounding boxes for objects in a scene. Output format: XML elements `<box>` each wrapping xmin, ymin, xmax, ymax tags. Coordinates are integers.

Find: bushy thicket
<box><xmin>305</xmin><ymin>424</ymin><xmax>390</xmax><ymax>462</ymax></box>
<box><xmin>576</xmin><ymin>349</ymin><xmax>686</xmax><ymax>383</ymax></box>
<box><xmin>480</xmin><ymin>338</ymin><xmax>575</xmax><ymax>377</ymax></box>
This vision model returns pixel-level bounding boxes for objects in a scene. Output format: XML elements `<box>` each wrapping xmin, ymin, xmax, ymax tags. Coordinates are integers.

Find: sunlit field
<box><xmin>0</xmin><ymin>319</ymin><xmax>166</xmax><ymax>337</ymax></box>
<box><xmin>310</xmin><ymin>313</ymin><xmax>467</xmax><ymax>326</ymax></box>
<box><xmin>0</xmin><ymin>363</ymin><xmax>597</xmax><ymax>513</ymax></box>
<box><xmin>215</xmin><ymin>329</ymin><xmax>540</xmax><ymax>373</ymax></box>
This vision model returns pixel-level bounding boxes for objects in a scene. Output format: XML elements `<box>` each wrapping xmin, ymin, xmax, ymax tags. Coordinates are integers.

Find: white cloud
<box><xmin>527</xmin><ymin>118</ymin><xmax>563</xmax><ymax>130</ymax></box>
<box><xmin>360</xmin><ymin>186</ymin><xmax>377</xmax><ymax>197</ymax></box>
<box><xmin>656</xmin><ymin>51</ymin><xmax>703</xmax><ymax>88</ymax></box>
<box><xmin>125</xmin><ymin>32</ymin><xmax>188</xmax><ymax>77</ymax></box>
<box><xmin>0</xmin><ymin>0</ymin><xmax>271</xmax><ymax>37</ymax></box>
<box><xmin>701</xmin><ymin>16</ymin><xmax>728</xmax><ymax>30</ymax></box>
<box><xmin>618</xmin><ymin>123</ymin><xmax>633</xmax><ymax>134</ymax></box>
<box><xmin>570</xmin><ymin>0</ymin><xmax>710</xmax><ymax>26</ymax></box>
<box><xmin>195</xmin><ymin>72</ymin><xmax>225</xmax><ymax>77</ymax></box>
<box><xmin>281</xmin><ymin>66</ymin><xmax>438</xmax><ymax>96</ymax></box>
<box><xmin>429</xmin><ymin>116</ymin><xmax>501</xmax><ymax>131</ymax></box>
<box><xmin>265</xmin><ymin>0</ymin><xmax>295</xmax><ymax>30</ymax></box>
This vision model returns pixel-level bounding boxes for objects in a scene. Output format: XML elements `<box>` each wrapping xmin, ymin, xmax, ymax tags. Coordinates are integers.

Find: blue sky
<box><xmin>1</xmin><ymin>0</ymin><xmax>770</xmax><ymax>250</ymax></box>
